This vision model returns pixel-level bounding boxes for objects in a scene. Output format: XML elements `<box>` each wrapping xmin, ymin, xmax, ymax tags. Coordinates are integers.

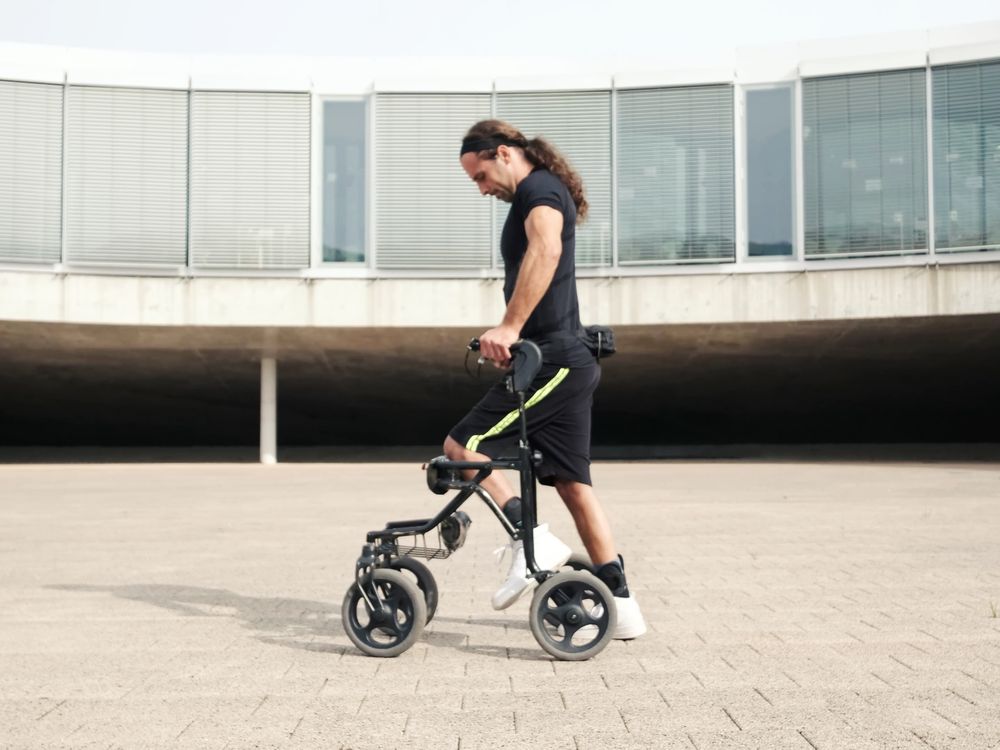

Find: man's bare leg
<box><xmin>443</xmin><ymin>435</ymin><xmax>516</xmax><ymax>509</ymax></box>
<box><xmin>555</xmin><ymin>478</ymin><xmax>646</xmax><ymax>638</ymax></box>
<box><xmin>441</xmin><ymin>441</ymin><xmax>616</xmax><ymax>563</ymax></box>
<box><xmin>553</xmin><ymin>478</ymin><xmax>617</xmax><ymax>565</ymax></box>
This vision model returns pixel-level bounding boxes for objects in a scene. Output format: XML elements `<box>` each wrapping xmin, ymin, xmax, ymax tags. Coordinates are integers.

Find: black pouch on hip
<box><xmin>579</xmin><ymin>325</ymin><xmax>617</xmax><ymax>361</ymax></box>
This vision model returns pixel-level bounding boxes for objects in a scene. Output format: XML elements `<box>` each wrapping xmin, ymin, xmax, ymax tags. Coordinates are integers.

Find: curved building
<box><xmin>1</xmin><ymin>25</ymin><xmax>1000</xmax><ymax>457</ymax></box>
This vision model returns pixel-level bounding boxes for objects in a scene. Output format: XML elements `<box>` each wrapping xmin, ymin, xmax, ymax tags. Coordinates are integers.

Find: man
<box><xmin>443</xmin><ymin>119</ymin><xmax>646</xmax><ymax>639</ymax></box>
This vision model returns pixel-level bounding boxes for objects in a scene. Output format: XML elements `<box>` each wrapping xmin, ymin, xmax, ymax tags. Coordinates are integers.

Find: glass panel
<box><xmin>746</xmin><ymin>86</ymin><xmax>794</xmax><ymax>257</ymax></box>
<box><xmin>323</xmin><ymin>100</ymin><xmax>366</xmax><ymax>263</ymax></box>
<box><xmin>933</xmin><ymin>61</ymin><xmax>1000</xmax><ymax>251</ymax></box>
<box><xmin>495</xmin><ymin>91</ymin><xmax>612</xmax><ymax>267</ymax></box>
<box><xmin>803</xmin><ymin>70</ymin><xmax>928</xmax><ymax>257</ymax></box>
<box><xmin>65</xmin><ymin>86</ymin><xmax>188</xmax><ymax>266</ymax></box>
<box><xmin>189</xmin><ymin>92</ymin><xmax>311</xmax><ymax>269</ymax></box>
<box><xmin>0</xmin><ymin>80</ymin><xmax>63</xmax><ymax>264</ymax></box>
<box><xmin>616</xmin><ymin>85</ymin><xmax>735</xmax><ymax>264</ymax></box>
<box><xmin>373</xmin><ymin>94</ymin><xmax>493</xmax><ymax>269</ymax></box>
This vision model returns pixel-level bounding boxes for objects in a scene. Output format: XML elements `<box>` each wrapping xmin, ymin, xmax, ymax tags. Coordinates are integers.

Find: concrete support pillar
<box><xmin>260</xmin><ymin>357</ymin><xmax>277</xmax><ymax>464</ymax></box>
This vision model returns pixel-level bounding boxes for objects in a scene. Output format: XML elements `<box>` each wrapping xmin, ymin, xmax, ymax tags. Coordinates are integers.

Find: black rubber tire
<box><xmin>342</xmin><ymin>568</ymin><xmax>427</xmax><ymax>658</ymax></box>
<box><xmin>528</xmin><ymin>570</ymin><xmax>617</xmax><ymax>661</ymax></box>
<box><xmin>563</xmin><ymin>552</ymin><xmax>594</xmax><ymax>573</ymax></box>
<box><xmin>387</xmin><ymin>557</ymin><xmax>439</xmax><ymax>624</ymax></box>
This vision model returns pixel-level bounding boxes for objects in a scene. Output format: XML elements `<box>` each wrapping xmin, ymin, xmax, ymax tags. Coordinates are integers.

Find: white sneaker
<box><xmin>491</xmin><ymin>523</ymin><xmax>572</xmax><ymax>610</ymax></box>
<box><xmin>613</xmin><ymin>594</ymin><xmax>647</xmax><ymax>640</ymax></box>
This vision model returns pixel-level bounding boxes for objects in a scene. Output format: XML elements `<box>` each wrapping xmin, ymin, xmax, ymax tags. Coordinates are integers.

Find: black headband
<box><xmin>460</xmin><ymin>136</ymin><xmax>523</xmax><ymax>156</ymax></box>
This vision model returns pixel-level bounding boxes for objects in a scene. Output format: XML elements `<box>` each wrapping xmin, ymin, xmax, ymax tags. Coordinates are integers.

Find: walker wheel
<box><xmin>387</xmin><ymin>557</ymin><xmax>439</xmax><ymax>623</ymax></box>
<box><xmin>528</xmin><ymin>571</ymin><xmax>617</xmax><ymax>661</ymax></box>
<box><xmin>562</xmin><ymin>552</ymin><xmax>595</xmax><ymax>573</ymax></box>
<box><xmin>342</xmin><ymin>568</ymin><xmax>426</xmax><ymax>657</ymax></box>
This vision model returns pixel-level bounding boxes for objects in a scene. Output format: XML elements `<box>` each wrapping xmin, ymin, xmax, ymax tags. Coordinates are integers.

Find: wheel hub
<box><xmin>564</xmin><ymin>605</ymin><xmax>585</xmax><ymax>626</ymax></box>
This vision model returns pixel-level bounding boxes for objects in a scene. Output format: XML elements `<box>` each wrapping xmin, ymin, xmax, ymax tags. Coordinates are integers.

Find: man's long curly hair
<box><xmin>462</xmin><ymin>119</ymin><xmax>588</xmax><ymax>223</ymax></box>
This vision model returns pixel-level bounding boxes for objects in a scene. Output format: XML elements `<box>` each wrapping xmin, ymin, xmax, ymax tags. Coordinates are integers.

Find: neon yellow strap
<box><xmin>465</xmin><ymin>368</ymin><xmax>570</xmax><ymax>453</ymax></box>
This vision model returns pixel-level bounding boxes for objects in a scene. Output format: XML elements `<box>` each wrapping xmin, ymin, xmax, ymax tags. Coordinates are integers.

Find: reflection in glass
<box><xmin>746</xmin><ymin>87</ymin><xmax>794</xmax><ymax>257</ymax></box>
<box><xmin>323</xmin><ymin>101</ymin><xmax>366</xmax><ymax>263</ymax></box>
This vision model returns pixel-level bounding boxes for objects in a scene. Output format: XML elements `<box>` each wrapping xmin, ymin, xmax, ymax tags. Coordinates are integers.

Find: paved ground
<box><xmin>1</xmin><ymin>460</ymin><xmax>999</xmax><ymax>749</ymax></box>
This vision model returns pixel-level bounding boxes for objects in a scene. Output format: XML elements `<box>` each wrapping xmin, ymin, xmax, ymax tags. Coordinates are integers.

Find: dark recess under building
<box><xmin>1</xmin><ymin>314</ymin><xmax>999</xmax><ymax>457</ymax></box>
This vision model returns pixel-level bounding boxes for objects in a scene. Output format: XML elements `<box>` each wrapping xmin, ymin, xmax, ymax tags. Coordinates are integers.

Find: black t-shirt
<box><xmin>500</xmin><ymin>168</ymin><xmax>594</xmax><ymax>368</ymax></box>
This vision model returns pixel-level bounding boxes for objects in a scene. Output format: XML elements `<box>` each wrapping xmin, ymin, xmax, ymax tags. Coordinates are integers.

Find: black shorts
<box><xmin>449</xmin><ymin>362</ymin><xmax>600</xmax><ymax>486</ymax></box>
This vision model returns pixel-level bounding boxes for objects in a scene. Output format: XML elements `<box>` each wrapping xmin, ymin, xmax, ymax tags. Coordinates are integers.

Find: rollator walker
<box><xmin>341</xmin><ymin>339</ymin><xmax>617</xmax><ymax>660</ymax></box>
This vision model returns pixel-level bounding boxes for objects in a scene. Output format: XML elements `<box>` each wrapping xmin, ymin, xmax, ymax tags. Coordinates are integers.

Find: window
<box><xmin>323</xmin><ymin>100</ymin><xmax>367</xmax><ymax>263</ymax></box>
<box><xmin>65</xmin><ymin>85</ymin><xmax>188</xmax><ymax>266</ymax></box>
<box><xmin>932</xmin><ymin>60</ymin><xmax>1000</xmax><ymax>252</ymax></box>
<box><xmin>803</xmin><ymin>69</ymin><xmax>928</xmax><ymax>257</ymax></box>
<box><xmin>374</xmin><ymin>93</ymin><xmax>492</xmax><ymax>269</ymax></box>
<box><xmin>495</xmin><ymin>91</ymin><xmax>612</xmax><ymax>267</ymax></box>
<box><xmin>616</xmin><ymin>85</ymin><xmax>735</xmax><ymax>263</ymax></box>
<box><xmin>746</xmin><ymin>86</ymin><xmax>795</xmax><ymax>258</ymax></box>
<box><xmin>188</xmin><ymin>91</ymin><xmax>311</xmax><ymax>270</ymax></box>
<box><xmin>0</xmin><ymin>79</ymin><xmax>63</xmax><ymax>264</ymax></box>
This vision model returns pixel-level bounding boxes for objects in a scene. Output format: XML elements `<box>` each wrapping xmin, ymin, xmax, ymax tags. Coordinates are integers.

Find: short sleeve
<box><xmin>515</xmin><ymin>172</ymin><xmax>566</xmax><ymax>219</ymax></box>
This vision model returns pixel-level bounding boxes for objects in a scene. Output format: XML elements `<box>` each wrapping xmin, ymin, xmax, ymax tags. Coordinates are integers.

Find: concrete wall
<box><xmin>3</xmin><ymin>262</ymin><xmax>1000</xmax><ymax>331</ymax></box>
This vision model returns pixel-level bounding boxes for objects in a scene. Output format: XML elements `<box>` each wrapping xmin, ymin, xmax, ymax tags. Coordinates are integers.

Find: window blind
<box><xmin>0</xmin><ymin>79</ymin><xmax>63</xmax><ymax>264</ymax></box>
<box><xmin>932</xmin><ymin>60</ymin><xmax>1000</xmax><ymax>252</ymax></box>
<box><xmin>803</xmin><ymin>69</ymin><xmax>928</xmax><ymax>257</ymax></box>
<box><xmin>189</xmin><ymin>91</ymin><xmax>311</xmax><ymax>269</ymax></box>
<box><xmin>496</xmin><ymin>91</ymin><xmax>612</xmax><ymax>267</ymax></box>
<box><xmin>616</xmin><ymin>85</ymin><xmax>735</xmax><ymax>263</ymax></box>
<box><xmin>64</xmin><ymin>85</ymin><xmax>188</xmax><ymax>266</ymax></box>
<box><xmin>374</xmin><ymin>93</ymin><xmax>492</xmax><ymax>269</ymax></box>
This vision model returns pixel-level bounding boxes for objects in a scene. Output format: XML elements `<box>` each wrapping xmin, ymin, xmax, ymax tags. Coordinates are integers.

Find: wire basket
<box><xmin>392</xmin><ymin>530</ymin><xmax>453</xmax><ymax>560</ymax></box>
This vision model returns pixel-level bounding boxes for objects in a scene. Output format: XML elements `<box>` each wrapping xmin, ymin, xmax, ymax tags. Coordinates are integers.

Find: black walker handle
<box><xmin>467</xmin><ymin>338</ymin><xmax>542</xmax><ymax>393</ymax></box>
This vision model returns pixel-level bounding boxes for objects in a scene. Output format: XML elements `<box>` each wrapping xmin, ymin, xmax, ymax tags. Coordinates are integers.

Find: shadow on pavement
<box><xmin>46</xmin><ymin>583</ymin><xmax>545</xmax><ymax>660</ymax></box>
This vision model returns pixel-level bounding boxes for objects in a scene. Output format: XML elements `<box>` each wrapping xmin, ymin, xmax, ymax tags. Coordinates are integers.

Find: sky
<box><xmin>1</xmin><ymin>0</ymin><xmax>999</xmax><ymax>59</ymax></box>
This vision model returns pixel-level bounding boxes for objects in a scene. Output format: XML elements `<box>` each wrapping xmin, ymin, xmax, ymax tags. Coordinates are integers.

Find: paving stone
<box><xmin>1</xmin><ymin>461</ymin><xmax>999</xmax><ymax>749</ymax></box>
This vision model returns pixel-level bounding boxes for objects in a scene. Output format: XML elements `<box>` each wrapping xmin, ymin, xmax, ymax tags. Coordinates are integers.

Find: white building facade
<box><xmin>1</xmin><ymin>25</ymin><xmax>999</xmax><ymax>455</ymax></box>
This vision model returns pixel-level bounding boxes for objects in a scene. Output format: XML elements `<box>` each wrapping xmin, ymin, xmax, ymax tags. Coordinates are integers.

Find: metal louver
<box><xmin>189</xmin><ymin>91</ymin><xmax>311</xmax><ymax>269</ymax></box>
<box><xmin>0</xmin><ymin>79</ymin><xmax>63</xmax><ymax>264</ymax></box>
<box><xmin>803</xmin><ymin>69</ymin><xmax>928</xmax><ymax>258</ymax></box>
<box><xmin>496</xmin><ymin>91</ymin><xmax>612</xmax><ymax>267</ymax></box>
<box><xmin>64</xmin><ymin>85</ymin><xmax>188</xmax><ymax>266</ymax></box>
<box><xmin>374</xmin><ymin>93</ymin><xmax>492</xmax><ymax>269</ymax></box>
<box><xmin>932</xmin><ymin>60</ymin><xmax>1000</xmax><ymax>252</ymax></box>
<box><xmin>616</xmin><ymin>85</ymin><xmax>735</xmax><ymax>264</ymax></box>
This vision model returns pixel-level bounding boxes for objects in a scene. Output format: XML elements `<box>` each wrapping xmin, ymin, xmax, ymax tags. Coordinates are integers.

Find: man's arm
<box><xmin>478</xmin><ymin>205</ymin><xmax>564</xmax><ymax>366</ymax></box>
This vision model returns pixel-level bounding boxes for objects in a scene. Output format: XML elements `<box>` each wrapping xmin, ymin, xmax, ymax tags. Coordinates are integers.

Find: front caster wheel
<box><xmin>528</xmin><ymin>571</ymin><xmax>617</xmax><ymax>661</ymax></box>
<box><xmin>387</xmin><ymin>557</ymin><xmax>439</xmax><ymax>623</ymax></box>
<box><xmin>342</xmin><ymin>568</ymin><xmax>426</xmax><ymax>657</ymax></box>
